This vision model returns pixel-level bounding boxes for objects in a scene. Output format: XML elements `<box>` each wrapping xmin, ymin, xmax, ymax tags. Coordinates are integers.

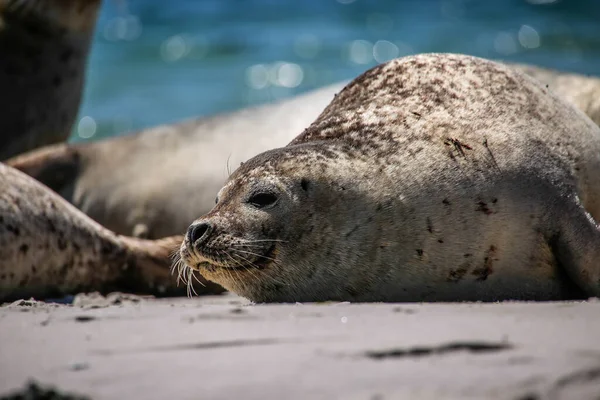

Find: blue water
<box><xmin>73</xmin><ymin>0</ymin><xmax>600</xmax><ymax>141</ymax></box>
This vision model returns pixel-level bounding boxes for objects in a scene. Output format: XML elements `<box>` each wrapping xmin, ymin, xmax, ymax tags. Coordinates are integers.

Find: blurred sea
<box><xmin>73</xmin><ymin>0</ymin><xmax>600</xmax><ymax>141</ymax></box>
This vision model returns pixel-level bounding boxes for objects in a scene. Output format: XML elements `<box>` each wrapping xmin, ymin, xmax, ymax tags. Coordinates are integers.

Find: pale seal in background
<box><xmin>0</xmin><ymin>0</ymin><xmax>101</xmax><ymax>160</ymax></box>
<box><xmin>8</xmin><ymin>63</ymin><xmax>600</xmax><ymax>240</ymax></box>
<box><xmin>512</xmin><ymin>63</ymin><xmax>600</xmax><ymax>125</ymax></box>
<box><xmin>180</xmin><ymin>53</ymin><xmax>600</xmax><ymax>303</ymax></box>
<box><xmin>0</xmin><ymin>163</ymin><xmax>223</xmax><ymax>303</ymax></box>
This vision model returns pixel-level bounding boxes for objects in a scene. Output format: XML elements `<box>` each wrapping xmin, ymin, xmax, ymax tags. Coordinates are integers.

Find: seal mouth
<box><xmin>185</xmin><ymin>244</ymin><xmax>277</xmax><ymax>273</ymax></box>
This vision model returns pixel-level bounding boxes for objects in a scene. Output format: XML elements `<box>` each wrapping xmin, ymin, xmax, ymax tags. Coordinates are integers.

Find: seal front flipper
<box><xmin>5</xmin><ymin>143</ymin><xmax>81</xmax><ymax>196</ymax></box>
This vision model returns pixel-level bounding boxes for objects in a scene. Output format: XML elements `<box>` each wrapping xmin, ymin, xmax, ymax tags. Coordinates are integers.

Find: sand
<box><xmin>1</xmin><ymin>293</ymin><xmax>599</xmax><ymax>400</ymax></box>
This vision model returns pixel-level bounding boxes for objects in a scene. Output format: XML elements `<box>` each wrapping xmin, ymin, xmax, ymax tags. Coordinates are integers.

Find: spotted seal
<box><xmin>0</xmin><ymin>0</ymin><xmax>100</xmax><ymax>160</ymax></box>
<box><xmin>179</xmin><ymin>53</ymin><xmax>600</xmax><ymax>303</ymax></box>
<box><xmin>7</xmin><ymin>65</ymin><xmax>600</xmax><ymax>240</ymax></box>
<box><xmin>0</xmin><ymin>163</ymin><xmax>223</xmax><ymax>303</ymax></box>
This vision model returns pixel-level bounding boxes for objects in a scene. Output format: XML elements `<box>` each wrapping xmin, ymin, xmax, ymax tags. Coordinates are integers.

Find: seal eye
<box><xmin>247</xmin><ymin>192</ymin><xmax>278</xmax><ymax>209</ymax></box>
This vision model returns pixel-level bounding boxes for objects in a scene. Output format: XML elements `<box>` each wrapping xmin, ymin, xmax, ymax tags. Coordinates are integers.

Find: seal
<box><xmin>0</xmin><ymin>163</ymin><xmax>223</xmax><ymax>303</ymax></box>
<box><xmin>7</xmin><ymin>65</ymin><xmax>600</xmax><ymax>240</ymax></box>
<box><xmin>0</xmin><ymin>0</ymin><xmax>100</xmax><ymax>160</ymax></box>
<box><xmin>179</xmin><ymin>53</ymin><xmax>600</xmax><ymax>303</ymax></box>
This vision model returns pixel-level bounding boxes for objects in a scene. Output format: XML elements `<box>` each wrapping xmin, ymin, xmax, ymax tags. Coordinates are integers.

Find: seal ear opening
<box><xmin>301</xmin><ymin>178</ymin><xmax>310</xmax><ymax>191</ymax></box>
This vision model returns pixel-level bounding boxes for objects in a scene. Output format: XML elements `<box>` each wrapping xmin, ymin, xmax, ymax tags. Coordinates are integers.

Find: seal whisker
<box><xmin>225</xmin><ymin>253</ymin><xmax>256</xmax><ymax>291</ymax></box>
<box><xmin>230</xmin><ymin>248</ymin><xmax>279</xmax><ymax>263</ymax></box>
<box><xmin>186</xmin><ymin>269</ymin><xmax>198</xmax><ymax>297</ymax></box>
<box><xmin>223</xmin><ymin>254</ymin><xmax>250</xmax><ymax>293</ymax></box>
<box><xmin>238</xmin><ymin>239</ymin><xmax>288</xmax><ymax>244</ymax></box>
<box><xmin>170</xmin><ymin>251</ymin><xmax>182</xmax><ymax>276</ymax></box>
<box><xmin>230</xmin><ymin>252</ymin><xmax>289</xmax><ymax>287</ymax></box>
<box><xmin>190</xmin><ymin>269</ymin><xmax>206</xmax><ymax>287</ymax></box>
<box><xmin>228</xmin><ymin>253</ymin><xmax>276</xmax><ymax>289</ymax></box>
<box><xmin>229</xmin><ymin>243</ymin><xmax>268</xmax><ymax>249</ymax></box>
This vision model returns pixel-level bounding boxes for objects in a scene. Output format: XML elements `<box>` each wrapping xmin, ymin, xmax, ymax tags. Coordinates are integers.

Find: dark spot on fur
<box><xmin>464</xmin><ymin>253</ymin><xmax>472</xmax><ymax>258</ymax></box>
<box><xmin>46</xmin><ymin>219</ymin><xmax>57</xmax><ymax>233</ymax></box>
<box><xmin>101</xmin><ymin>243</ymin><xmax>113</xmax><ymax>255</ymax></box>
<box><xmin>492</xmin><ymin>198</ymin><xmax>498</xmax><ymax>203</ymax></box>
<box><xmin>57</xmin><ymin>238</ymin><xmax>67</xmax><ymax>250</ymax></box>
<box><xmin>442</xmin><ymin>198</ymin><xmax>451</xmax><ymax>206</ymax></box>
<box><xmin>416</xmin><ymin>249</ymin><xmax>424</xmax><ymax>258</ymax></box>
<box><xmin>31</xmin><ymin>265</ymin><xmax>37</xmax><ymax>273</ymax></box>
<box><xmin>19</xmin><ymin>244</ymin><xmax>29</xmax><ymax>254</ymax></box>
<box><xmin>438</xmin><ymin>239</ymin><xmax>444</xmax><ymax>243</ymax></box>
<box><xmin>472</xmin><ymin>245</ymin><xmax>497</xmax><ymax>281</ymax></box>
<box><xmin>447</xmin><ymin>264</ymin><xmax>469</xmax><ymax>282</ymax></box>
<box><xmin>426</xmin><ymin>218</ymin><xmax>433</xmax><ymax>233</ymax></box>
<box><xmin>6</xmin><ymin>225</ymin><xmax>20</xmax><ymax>236</ymax></box>
<box><xmin>476</xmin><ymin>201</ymin><xmax>493</xmax><ymax>215</ymax></box>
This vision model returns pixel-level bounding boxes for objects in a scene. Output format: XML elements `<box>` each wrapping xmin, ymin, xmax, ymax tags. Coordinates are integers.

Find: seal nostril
<box><xmin>188</xmin><ymin>222</ymin><xmax>212</xmax><ymax>245</ymax></box>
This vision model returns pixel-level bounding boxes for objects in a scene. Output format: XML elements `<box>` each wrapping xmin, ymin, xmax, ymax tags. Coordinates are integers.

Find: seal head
<box><xmin>180</xmin><ymin>142</ymin><xmax>401</xmax><ymax>303</ymax></box>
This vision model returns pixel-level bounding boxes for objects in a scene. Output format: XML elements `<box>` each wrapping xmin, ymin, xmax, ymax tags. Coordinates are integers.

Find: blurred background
<box><xmin>72</xmin><ymin>0</ymin><xmax>600</xmax><ymax>142</ymax></box>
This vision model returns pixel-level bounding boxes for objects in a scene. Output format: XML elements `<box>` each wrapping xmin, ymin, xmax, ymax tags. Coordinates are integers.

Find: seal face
<box><xmin>180</xmin><ymin>53</ymin><xmax>600</xmax><ymax>303</ymax></box>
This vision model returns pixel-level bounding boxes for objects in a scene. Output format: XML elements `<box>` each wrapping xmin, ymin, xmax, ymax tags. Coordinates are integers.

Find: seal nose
<box><xmin>187</xmin><ymin>222</ymin><xmax>212</xmax><ymax>246</ymax></box>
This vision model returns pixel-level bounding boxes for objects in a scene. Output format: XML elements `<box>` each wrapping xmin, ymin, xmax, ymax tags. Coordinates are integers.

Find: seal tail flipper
<box><xmin>4</xmin><ymin>143</ymin><xmax>81</xmax><ymax>195</ymax></box>
<box><xmin>553</xmin><ymin>196</ymin><xmax>600</xmax><ymax>298</ymax></box>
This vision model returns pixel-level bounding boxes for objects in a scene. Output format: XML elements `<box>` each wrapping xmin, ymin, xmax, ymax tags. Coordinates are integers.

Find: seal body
<box><xmin>0</xmin><ymin>163</ymin><xmax>222</xmax><ymax>302</ymax></box>
<box><xmin>0</xmin><ymin>0</ymin><xmax>100</xmax><ymax>160</ymax></box>
<box><xmin>180</xmin><ymin>53</ymin><xmax>600</xmax><ymax>303</ymax></box>
<box><xmin>7</xmin><ymin>65</ymin><xmax>600</xmax><ymax>240</ymax></box>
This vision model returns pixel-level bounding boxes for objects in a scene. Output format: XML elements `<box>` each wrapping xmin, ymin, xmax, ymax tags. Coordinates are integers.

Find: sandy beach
<box><xmin>1</xmin><ymin>294</ymin><xmax>599</xmax><ymax>399</ymax></box>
